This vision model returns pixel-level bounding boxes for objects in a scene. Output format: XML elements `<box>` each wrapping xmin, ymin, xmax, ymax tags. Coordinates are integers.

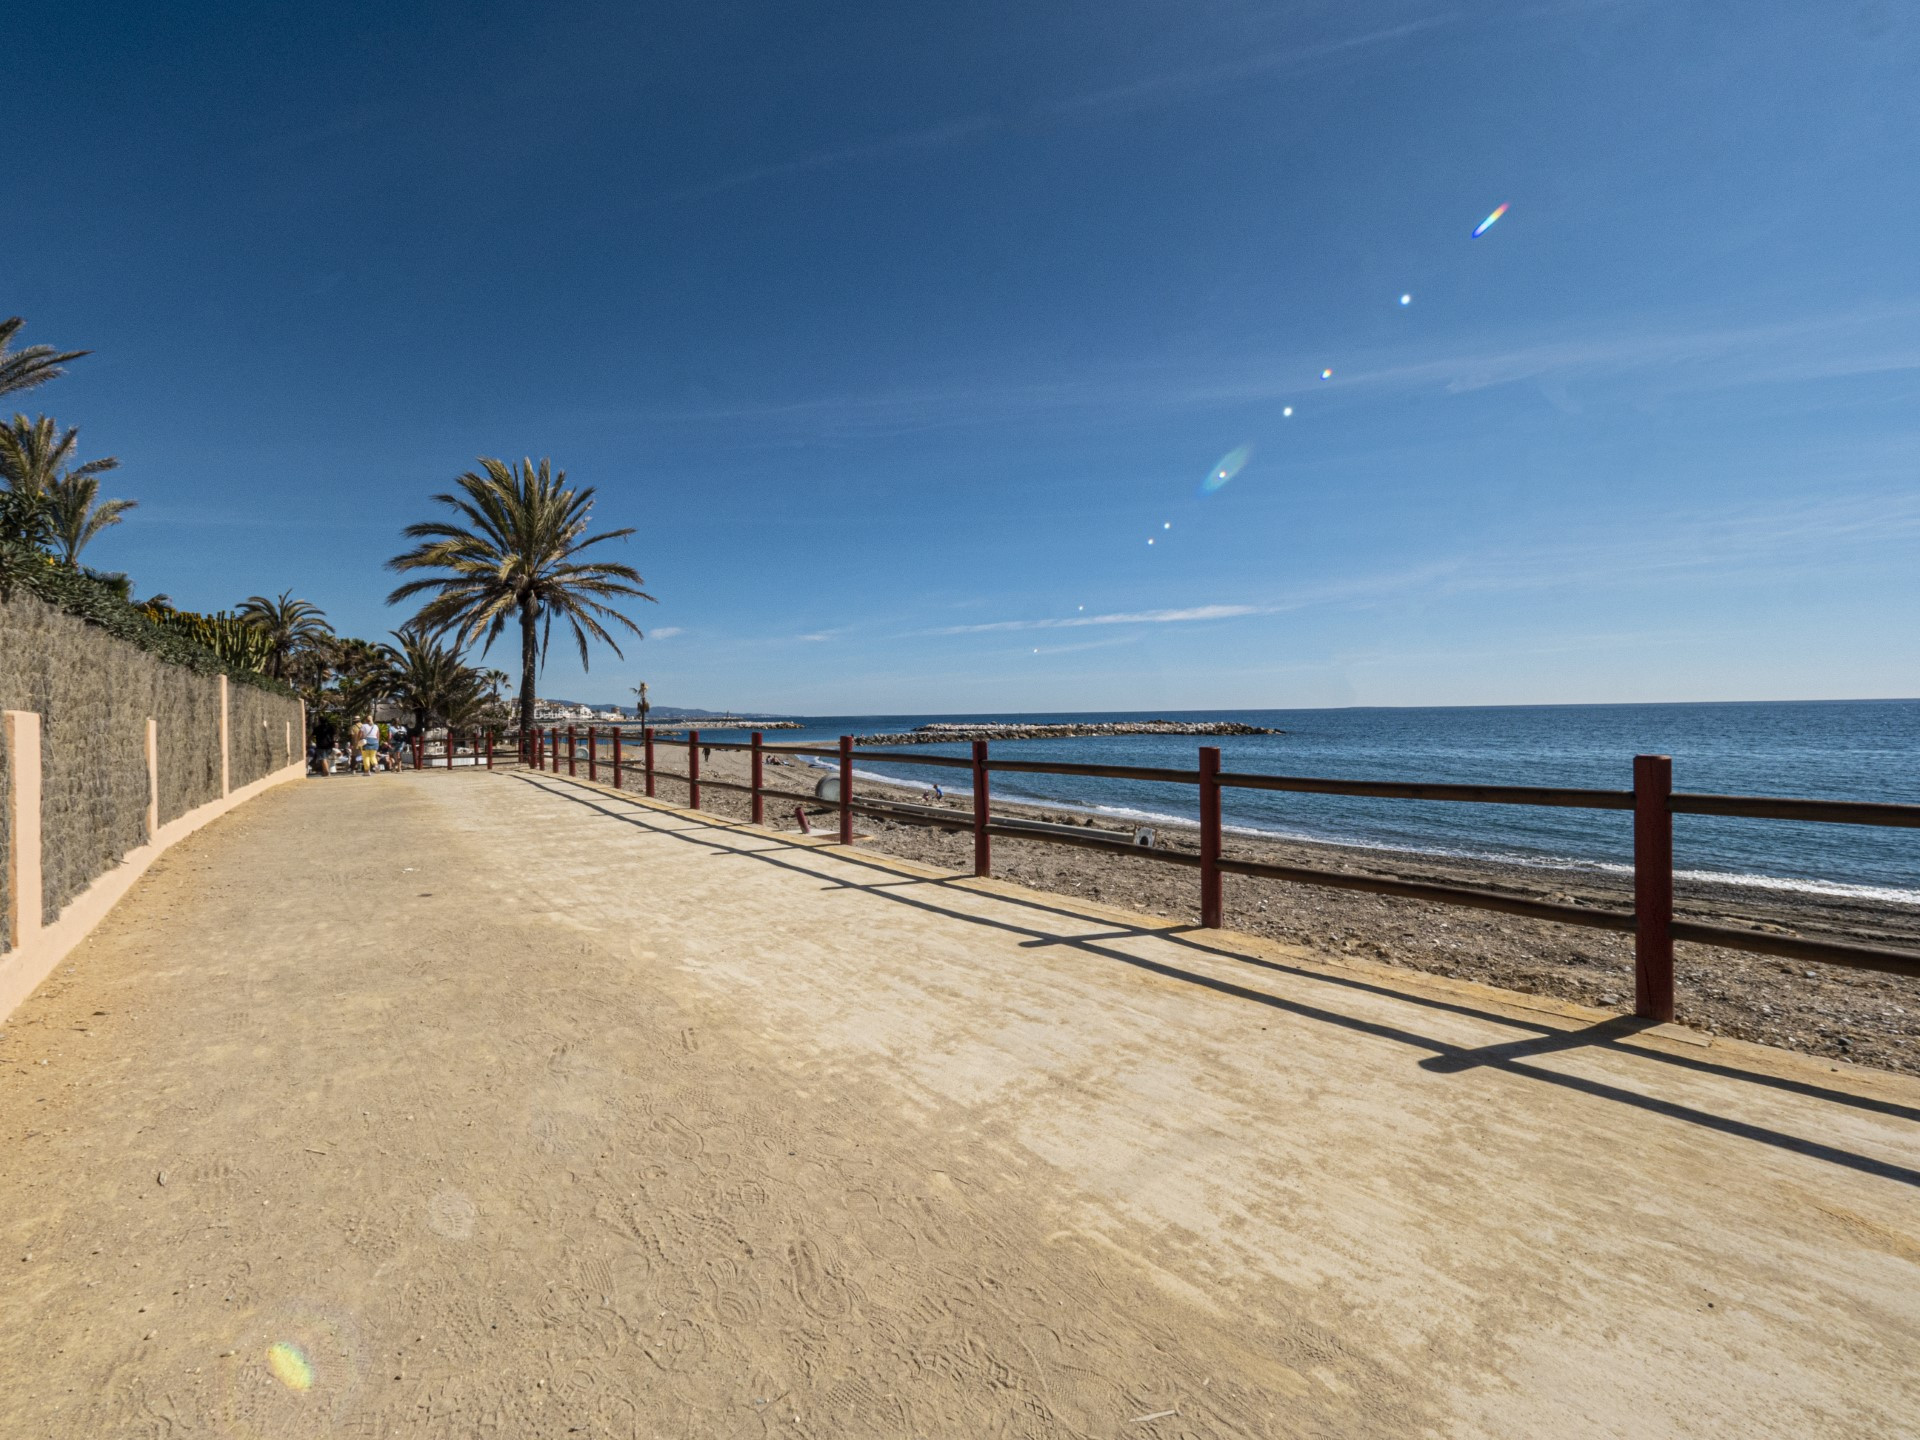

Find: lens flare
<box><xmin>1399</xmin><ymin>293</ymin><xmax>1412</xmax><ymax>305</ymax></box>
<box><xmin>1471</xmin><ymin>202</ymin><xmax>1509</xmax><ymax>238</ymax></box>
<box><xmin>1199</xmin><ymin>444</ymin><xmax>1252</xmax><ymax>495</ymax></box>
<box><xmin>1162</xmin><ymin>521</ymin><xmax>1171</xmax><ymax>530</ymax></box>
<box><xmin>1320</xmin><ymin>368</ymin><xmax>1333</xmax><ymax>380</ymax></box>
<box><xmin>266</xmin><ymin>1342</ymin><xmax>313</xmax><ymax>1392</ymax></box>
<box><xmin>223</xmin><ymin>1304</ymin><xmax>362</xmax><ymax>1438</ymax></box>
<box><xmin>1282</xmin><ymin>406</ymin><xmax>1293</xmax><ymax>417</ymax></box>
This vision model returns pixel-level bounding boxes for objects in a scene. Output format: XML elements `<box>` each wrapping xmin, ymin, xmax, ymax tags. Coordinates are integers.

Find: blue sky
<box><xmin>9</xmin><ymin>0</ymin><xmax>1918</xmax><ymax>713</ymax></box>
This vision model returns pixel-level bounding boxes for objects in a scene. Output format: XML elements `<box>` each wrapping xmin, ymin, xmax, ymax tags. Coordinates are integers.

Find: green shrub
<box><xmin>0</xmin><ymin>539</ymin><xmax>293</xmax><ymax>696</ymax></box>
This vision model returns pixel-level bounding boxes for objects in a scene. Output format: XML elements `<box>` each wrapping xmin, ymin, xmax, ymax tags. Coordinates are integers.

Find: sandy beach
<box><xmin>609</xmin><ymin>742</ymin><xmax>1920</xmax><ymax>1077</ymax></box>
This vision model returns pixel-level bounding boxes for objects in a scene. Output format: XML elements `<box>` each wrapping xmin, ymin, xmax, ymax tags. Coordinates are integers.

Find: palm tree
<box><xmin>0</xmin><ymin>415</ymin><xmax>118</xmax><ymax>504</ymax></box>
<box><xmin>326</xmin><ymin>635</ymin><xmax>396</xmax><ymax>720</ymax></box>
<box><xmin>383</xmin><ymin>627</ymin><xmax>486</xmax><ymax>736</ymax></box>
<box><xmin>238</xmin><ymin>591</ymin><xmax>333</xmax><ymax>680</ymax></box>
<box><xmin>632</xmin><ymin>681</ymin><xmax>650</xmax><ymax>727</ymax></box>
<box><xmin>386</xmin><ymin>457</ymin><xmax>655</xmax><ymax>735</ymax></box>
<box><xmin>45</xmin><ymin>470</ymin><xmax>137</xmax><ymax>566</ymax></box>
<box><xmin>0</xmin><ymin>319</ymin><xmax>86</xmax><ymax>400</ymax></box>
<box><xmin>483</xmin><ymin>668</ymin><xmax>509</xmax><ymax>703</ymax></box>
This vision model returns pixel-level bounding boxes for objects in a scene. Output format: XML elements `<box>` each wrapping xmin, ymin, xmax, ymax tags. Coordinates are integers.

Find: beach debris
<box><xmin>1131</xmin><ymin>1408</ymin><xmax>1179</xmax><ymax>1424</ymax></box>
<box><xmin>1472</xmin><ymin>201</ymin><xmax>1510</xmax><ymax>237</ymax></box>
<box><xmin>156</xmin><ymin>1169</ymin><xmax>168</xmax><ymax>1187</ymax></box>
<box><xmin>1133</xmin><ymin>827</ymin><xmax>1156</xmax><ymax>849</ymax></box>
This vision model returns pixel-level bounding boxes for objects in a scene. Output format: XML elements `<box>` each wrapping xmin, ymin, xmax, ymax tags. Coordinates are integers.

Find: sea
<box><xmin>666</xmin><ymin>701</ymin><xmax>1920</xmax><ymax>905</ymax></box>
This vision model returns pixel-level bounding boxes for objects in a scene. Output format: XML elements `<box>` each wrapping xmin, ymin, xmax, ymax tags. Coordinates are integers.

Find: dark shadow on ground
<box><xmin>509</xmin><ymin>773</ymin><xmax>1920</xmax><ymax>1187</ymax></box>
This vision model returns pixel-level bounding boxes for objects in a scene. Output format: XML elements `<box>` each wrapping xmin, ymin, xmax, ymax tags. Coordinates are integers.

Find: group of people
<box><xmin>308</xmin><ymin>716</ymin><xmax>411</xmax><ymax>776</ymax></box>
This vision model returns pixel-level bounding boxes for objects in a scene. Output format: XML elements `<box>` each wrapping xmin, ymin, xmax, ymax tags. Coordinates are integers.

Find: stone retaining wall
<box><xmin>0</xmin><ymin>592</ymin><xmax>302</xmax><ymax>950</ymax></box>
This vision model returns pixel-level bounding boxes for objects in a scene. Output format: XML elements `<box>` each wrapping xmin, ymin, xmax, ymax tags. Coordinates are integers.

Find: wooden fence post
<box><xmin>838</xmin><ymin>735</ymin><xmax>853</xmax><ymax>845</ymax></box>
<box><xmin>972</xmin><ymin>740</ymin><xmax>991</xmax><ymax>877</ymax></box>
<box><xmin>751</xmin><ymin>731</ymin><xmax>764</xmax><ymax>825</ymax></box>
<box><xmin>1199</xmin><ymin>746</ymin><xmax>1223</xmax><ymax>928</ymax></box>
<box><xmin>551</xmin><ymin>727</ymin><xmax>561</xmax><ymax>773</ymax></box>
<box><xmin>567</xmin><ymin>724</ymin><xmax>577</xmax><ymax>777</ymax></box>
<box><xmin>587</xmin><ymin>725</ymin><xmax>598</xmax><ymax>782</ymax></box>
<box><xmin>688</xmin><ymin>729</ymin><xmax>701</xmax><ymax>810</ymax></box>
<box><xmin>1634</xmin><ymin>754</ymin><xmax>1675</xmax><ymax>1022</ymax></box>
<box><xmin>612</xmin><ymin>728</ymin><xmax>623</xmax><ymax>788</ymax></box>
<box><xmin>486</xmin><ymin>729</ymin><xmax>494</xmax><ymax>769</ymax></box>
<box><xmin>644</xmin><ymin>728</ymin><xmax>655</xmax><ymax>796</ymax></box>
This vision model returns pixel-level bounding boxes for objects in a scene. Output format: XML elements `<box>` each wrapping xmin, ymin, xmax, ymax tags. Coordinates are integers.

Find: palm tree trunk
<box><xmin>518</xmin><ymin>594</ymin><xmax>538</xmax><ymax>735</ymax></box>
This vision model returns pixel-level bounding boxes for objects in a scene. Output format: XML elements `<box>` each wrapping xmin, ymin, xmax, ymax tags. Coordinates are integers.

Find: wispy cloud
<box><xmin>637</xmin><ymin>300</ymin><xmax>1920</xmax><ymax>439</ymax></box>
<box><xmin>649</xmin><ymin>626</ymin><xmax>684</xmax><ymax>639</ymax></box>
<box><xmin>677</xmin><ymin>115</ymin><xmax>997</xmax><ymax>199</ymax></box>
<box><xmin>678</xmin><ymin>16</ymin><xmax>1448</xmax><ymax>199</ymax></box>
<box><xmin>933</xmin><ymin>603</ymin><xmax>1268</xmax><ymax>635</ymax></box>
<box><xmin>1049</xmin><ymin>17</ymin><xmax>1455</xmax><ymax>118</ymax></box>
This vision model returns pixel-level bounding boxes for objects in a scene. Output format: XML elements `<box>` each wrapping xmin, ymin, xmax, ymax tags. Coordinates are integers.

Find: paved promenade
<box><xmin>2</xmin><ymin>769</ymin><xmax>1917</xmax><ymax>1437</ymax></box>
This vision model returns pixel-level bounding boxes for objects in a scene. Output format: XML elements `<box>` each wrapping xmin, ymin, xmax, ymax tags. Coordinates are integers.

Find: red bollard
<box><xmin>448</xmin><ymin>728</ymin><xmax>457</xmax><ymax>769</ymax></box>
<box><xmin>644</xmin><ymin>728</ymin><xmax>655</xmax><ymax>796</ymax></box>
<box><xmin>612</xmin><ymin>728</ymin><xmax>623</xmax><ymax>788</ymax></box>
<box><xmin>567</xmin><ymin>724</ymin><xmax>577</xmax><ymax>777</ymax></box>
<box><xmin>551</xmin><ymin>727</ymin><xmax>561</xmax><ymax>773</ymax></box>
<box><xmin>838</xmin><ymin>735</ymin><xmax>853</xmax><ymax>845</ymax></box>
<box><xmin>486</xmin><ymin>729</ymin><xmax>494</xmax><ymax>770</ymax></box>
<box><xmin>587</xmin><ymin>725</ymin><xmax>598</xmax><ymax>782</ymax></box>
<box><xmin>688</xmin><ymin>729</ymin><xmax>701</xmax><ymax>810</ymax></box>
<box><xmin>1198</xmin><ymin>745</ymin><xmax>1223</xmax><ymax>928</ymax></box>
<box><xmin>751</xmin><ymin>731</ymin><xmax>764</xmax><ymax>826</ymax></box>
<box><xmin>972</xmin><ymin>739</ymin><xmax>991</xmax><ymax>877</ymax></box>
<box><xmin>1634</xmin><ymin>754</ymin><xmax>1675</xmax><ymax>1022</ymax></box>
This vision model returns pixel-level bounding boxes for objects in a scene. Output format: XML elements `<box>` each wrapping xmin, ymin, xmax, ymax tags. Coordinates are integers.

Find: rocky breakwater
<box><xmin>851</xmin><ymin>719</ymin><xmax>1282</xmax><ymax>746</ymax></box>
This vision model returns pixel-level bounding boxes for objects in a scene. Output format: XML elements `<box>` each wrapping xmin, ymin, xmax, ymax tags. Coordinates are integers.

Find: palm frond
<box><xmin>0</xmin><ymin>318</ymin><xmax>88</xmax><ymax>400</ymax></box>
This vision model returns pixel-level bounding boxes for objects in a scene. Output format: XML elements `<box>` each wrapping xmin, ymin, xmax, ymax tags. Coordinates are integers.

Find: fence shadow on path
<box><xmin>511</xmin><ymin>773</ymin><xmax>1920</xmax><ymax>1189</ymax></box>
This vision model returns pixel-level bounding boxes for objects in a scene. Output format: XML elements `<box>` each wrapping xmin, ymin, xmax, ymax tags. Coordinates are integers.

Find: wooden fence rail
<box><xmin>503</xmin><ymin>724</ymin><xmax>1920</xmax><ymax>1018</ymax></box>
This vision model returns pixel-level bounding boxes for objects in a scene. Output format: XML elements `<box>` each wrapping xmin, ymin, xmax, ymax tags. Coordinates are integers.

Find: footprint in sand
<box><xmin>426</xmin><ymin>1190</ymin><xmax>477</xmax><ymax>1240</ymax></box>
<box><xmin>787</xmin><ymin>1239</ymin><xmax>853</xmax><ymax>1320</ymax></box>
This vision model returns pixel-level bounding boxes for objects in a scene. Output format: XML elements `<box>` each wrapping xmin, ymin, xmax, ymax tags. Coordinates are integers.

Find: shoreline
<box><xmin>615</xmin><ymin>746</ymin><xmax>1920</xmax><ymax>1078</ymax></box>
<box><xmin>827</xmin><ymin>757</ymin><xmax>1920</xmax><ymax>909</ymax></box>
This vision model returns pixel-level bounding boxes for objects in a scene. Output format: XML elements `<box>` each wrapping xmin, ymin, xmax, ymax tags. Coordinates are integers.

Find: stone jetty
<box><xmin>850</xmin><ymin>719</ymin><xmax>1281</xmax><ymax>746</ymax></box>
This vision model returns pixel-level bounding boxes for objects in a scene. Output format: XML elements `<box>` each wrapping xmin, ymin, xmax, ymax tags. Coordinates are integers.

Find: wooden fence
<box><xmin>507</xmin><ymin>724</ymin><xmax>1920</xmax><ymax>1023</ymax></box>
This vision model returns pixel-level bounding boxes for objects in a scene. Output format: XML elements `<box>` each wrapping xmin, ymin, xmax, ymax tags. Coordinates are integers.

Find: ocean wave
<box><xmin>819</xmin><ymin>758</ymin><xmax>1920</xmax><ymax>907</ymax></box>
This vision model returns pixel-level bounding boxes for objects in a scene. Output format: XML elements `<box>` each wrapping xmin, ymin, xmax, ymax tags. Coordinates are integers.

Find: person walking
<box><xmin>358</xmin><ymin>717</ymin><xmax>380</xmax><ymax>775</ymax></box>
<box><xmin>311</xmin><ymin>715</ymin><xmax>337</xmax><ymax>777</ymax></box>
